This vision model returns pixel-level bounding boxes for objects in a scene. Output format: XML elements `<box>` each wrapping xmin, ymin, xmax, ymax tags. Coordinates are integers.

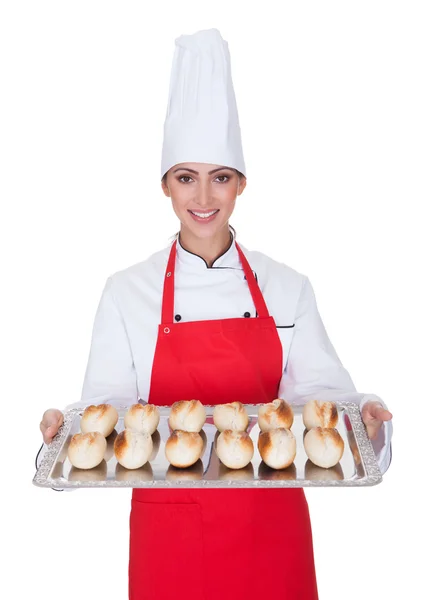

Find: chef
<box><xmin>39</xmin><ymin>28</ymin><xmax>393</xmax><ymax>600</ymax></box>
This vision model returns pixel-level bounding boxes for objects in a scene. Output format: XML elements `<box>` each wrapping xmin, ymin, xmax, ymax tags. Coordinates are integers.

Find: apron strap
<box><xmin>161</xmin><ymin>239</ymin><xmax>270</xmax><ymax>324</ymax></box>
<box><xmin>235</xmin><ymin>242</ymin><xmax>270</xmax><ymax>319</ymax></box>
<box><xmin>161</xmin><ymin>240</ymin><xmax>178</xmax><ymax>325</ymax></box>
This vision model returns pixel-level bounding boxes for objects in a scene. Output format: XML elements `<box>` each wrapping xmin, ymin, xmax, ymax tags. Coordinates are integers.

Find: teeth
<box><xmin>190</xmin><ymin>210</ymin><xmax>218</xmax><ymax>219</ymax></box>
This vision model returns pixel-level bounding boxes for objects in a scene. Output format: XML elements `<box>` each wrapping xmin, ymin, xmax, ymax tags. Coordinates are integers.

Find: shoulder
<box><xmin>106</xmin><ymin>244</ymin><xmax>172</xmax><ymax>293</ymax></box>
<box><xmin>238</xmin><ymin>242</ymin><xmax>308</xmax><ymax>295</ymax></box>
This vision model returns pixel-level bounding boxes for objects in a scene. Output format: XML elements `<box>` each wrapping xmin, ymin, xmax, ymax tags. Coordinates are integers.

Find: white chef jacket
<box><xmin>62</xmin><ymin>234</ymin><xmax>392</xmax><ymax>476</ymax></box>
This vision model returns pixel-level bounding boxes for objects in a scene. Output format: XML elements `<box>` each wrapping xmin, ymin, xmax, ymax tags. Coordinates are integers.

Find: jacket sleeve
<box><xmin>278</xmin><ymin>275</ymin><xmax>393</xmax><ymax>475</ymax></box>
<box><xmin>35</xmin><ymin>276</ymin><xmax>138</xmax><ymax>492</ymax></box>
<box><xmin>65</xmin><ymin>276</ymin><xmax>138</xmax><ymax>410</ymax></box>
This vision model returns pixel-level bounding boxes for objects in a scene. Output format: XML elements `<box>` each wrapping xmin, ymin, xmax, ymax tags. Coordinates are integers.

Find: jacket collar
<box><xmin>176</xmin><ymin>229</ymin><xmax>241</xmax><ymax>270</ymax></box>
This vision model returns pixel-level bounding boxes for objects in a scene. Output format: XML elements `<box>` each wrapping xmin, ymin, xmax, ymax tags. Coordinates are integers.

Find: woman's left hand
<box><xmin>361</xmin><ymin>401</ymin><xmax>393</xmax><ymax>439</ymax></box>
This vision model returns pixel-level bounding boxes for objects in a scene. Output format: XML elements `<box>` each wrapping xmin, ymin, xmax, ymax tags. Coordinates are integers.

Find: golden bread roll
<box><xmin>80</xmin><ymin>403</ymin><xmax>119</xmax><ymax>437</ymax></box>
<box><xmin>303</xmin><ymin>427</ymin><xmax>344</xmax><ymax>468</ymax></box>
<box><xmin>302</xmin><ymin>399</ymin><xmax>338</xmax><ymax>430</ymax></box>
<box><xmin>258</xmin><ymin>428</ymin><xmax>296</xmax><ymax>469</ymax></box>
<box><xmin>215</xmin><ymin>430</ymin><xmax>254</xmax><ymax>469</ymax></box>
<box><xmin>257</xmin><ymin>399</ymin><xmax>294</xmax><ymax>431</ymax></box>
<box><xmin>114</xmin><ymin>429</ymin><xmax>153</xmax><ymax>469</ymax></box>
<box><xmin>124</xmin><ymin>403</ymin><xmax>160</xmax><ymax>435</ymax></box>
<box><xmin>67</xmin><ymin>432</ymin><xmax>107</xmax><ymax>469</ymax></box>
<box><xmin>213</xmin><ymin>402</ymin><xmax>249</xmax><ymax>432</ymax></box>
<box><xmin>168</xmin><ymin>400</ymin><xmax>206</xmax><ymax>432</ymax></box>
<box><xmin>165</xmin><ymin>430</ymin><xmax>204</xmax><ymax>468</ymax></box>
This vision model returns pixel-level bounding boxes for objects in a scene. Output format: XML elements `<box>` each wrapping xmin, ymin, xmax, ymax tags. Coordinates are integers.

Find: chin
<box><xmin>182</xmin><ymin>218</ymin><xmax>228</xmax><ymax>239</ymax></box>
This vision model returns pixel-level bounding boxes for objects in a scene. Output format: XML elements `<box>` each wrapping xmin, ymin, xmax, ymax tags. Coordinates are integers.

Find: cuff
<box><xmin>359</xmin><ymin>394</ymin><xmax>393</xmax><ymax>476</ymax></box>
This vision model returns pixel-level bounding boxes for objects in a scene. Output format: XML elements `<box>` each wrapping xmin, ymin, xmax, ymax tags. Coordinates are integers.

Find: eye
<box><xmin>215</xmin><ymin>174</ymin><xmax>230</xmax><ymax>183</ymax></box>
<box><xmin>178</xmin><ymin>175</ymin><xmax>193</xmax><ymax>183</ymax></box>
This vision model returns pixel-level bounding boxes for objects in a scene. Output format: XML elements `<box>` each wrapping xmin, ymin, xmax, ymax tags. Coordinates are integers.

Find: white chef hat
<box><xmin>160</xmin><ymin>28</ymin><xmax>246</xmax><ymax>179</ymax></box>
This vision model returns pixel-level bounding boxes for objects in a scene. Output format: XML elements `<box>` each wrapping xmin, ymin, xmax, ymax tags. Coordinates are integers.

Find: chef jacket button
<box><xmin>166</xmin><ymin>272</ymin><xmax>172</xmax><ymax>277</ymax></box>
<box><xmin>244</xmin><ymin>312</ymin><xmax>251</xmax><ymax>318</ymax></box>
<box><xmin>175</xmin><ymin>314</ymin><xmax>182</xmax><ymax>322</ymax></box>
<box><xmin>164</xmin><ymin>327</ymin><xmax>170</xmax><ymax>334</ymax></box>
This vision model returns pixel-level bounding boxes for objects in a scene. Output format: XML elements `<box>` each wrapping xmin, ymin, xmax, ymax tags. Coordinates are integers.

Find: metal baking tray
<box><xmin>33</xmin><ymin>402</ymin><xmax>382</xmax><ymax>488</ymax></box>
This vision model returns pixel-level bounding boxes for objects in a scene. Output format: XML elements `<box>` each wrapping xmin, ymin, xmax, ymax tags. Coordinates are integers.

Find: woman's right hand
<box><xmin>40</xmin><ymin>409</ymin><xmax>64</xmax><ymax>444</ymax></box>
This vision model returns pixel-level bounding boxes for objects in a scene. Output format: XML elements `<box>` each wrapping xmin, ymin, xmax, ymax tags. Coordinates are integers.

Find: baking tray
<box><xmin>33</xmin><ymin>402</ymin><xmax>382</xmax><ymax>488</ymax></box>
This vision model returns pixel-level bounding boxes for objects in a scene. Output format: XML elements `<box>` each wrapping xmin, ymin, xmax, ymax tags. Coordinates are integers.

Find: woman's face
<box><xmin>161</xmin><ymin>162</ymin><xmax>246</xmax><ymax>240</ymax></box>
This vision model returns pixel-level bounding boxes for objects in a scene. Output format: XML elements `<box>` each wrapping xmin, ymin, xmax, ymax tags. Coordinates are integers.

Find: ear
<box><xmin>237</xmin><ymin>176</ymin><xmax>247</xmax><ymax>196</ymax></box>
<box><xmin>161</xmin><ymin>179</ymin><xmax>171</xmax><ymax>197</ymax></box>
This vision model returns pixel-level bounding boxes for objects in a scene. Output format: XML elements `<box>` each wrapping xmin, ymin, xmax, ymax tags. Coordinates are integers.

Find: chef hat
<box><xmin>160</xmin><ymin>28</ymin><xmax>246</xmax><ymax>179</ymax></box>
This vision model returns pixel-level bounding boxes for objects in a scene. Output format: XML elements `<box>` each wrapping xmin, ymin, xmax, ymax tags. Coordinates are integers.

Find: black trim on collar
<box><xmin>178</xmin><ymin>232</ymin><xmax>234</xmax><ymax>269</ymax></box>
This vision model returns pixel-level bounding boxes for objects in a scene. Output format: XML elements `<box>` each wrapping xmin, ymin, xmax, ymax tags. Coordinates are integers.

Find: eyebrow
<box><xmin>172</xmin><ymin>167</ymin><xmax>234</xmax><ymax>175</ymax></box>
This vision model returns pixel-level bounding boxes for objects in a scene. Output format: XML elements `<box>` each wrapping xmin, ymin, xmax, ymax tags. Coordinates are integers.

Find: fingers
<box><xmin>40</xmin><ymin>410</ymin><xmax>64</xmax><ymax>444</ymax></box>
<box><xmin>361</xmin><ymin>402</ymin><xmax>393</xmax><ymax>439</ymax></box>
<box><xmin>43</xmin><ymin>410</ymin><xmax>62</xmax><ymax>428</ymax></box>
<box><xmin>40</xmin><ymin>421</ymin><xmax>55</xmax><ymax>444</ymax></box>
<box><xmin>366</xmin><ymin>423</ymin><xmax>379</xmax><ymax>440</ymax></box>
<box><xmin>363</xmin><ymin>402</ymin><xmax>393</xmax><ymax>423</ymax></box>
<box><xmin>377</xmin><ymin>408</ymin><xmax>393</xmax><ymax>421</ymax></box>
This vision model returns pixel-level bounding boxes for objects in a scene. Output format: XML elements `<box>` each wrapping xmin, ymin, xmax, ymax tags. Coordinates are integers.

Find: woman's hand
<box><xmin>40</xmin><ymin>409</ymin><xmax>64</xmax><ymax>444</ymax></box>
<box><xmin>361</xmin><ymin>401</ymin><xmax>393</xmax><ymax>440</ymax></box>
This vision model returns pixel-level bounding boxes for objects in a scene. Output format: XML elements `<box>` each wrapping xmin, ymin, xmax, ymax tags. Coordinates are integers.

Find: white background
<box><xmin>1</xmin><ymin>1</ymin><xmax>425</xmax><ymax>598</ymax></box>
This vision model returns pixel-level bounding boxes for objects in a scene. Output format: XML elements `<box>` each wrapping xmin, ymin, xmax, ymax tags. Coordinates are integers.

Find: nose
<box><xmin>195</xmin><ymin>180</ymin><xmax>212</xmax><ymax>207</ymax></box>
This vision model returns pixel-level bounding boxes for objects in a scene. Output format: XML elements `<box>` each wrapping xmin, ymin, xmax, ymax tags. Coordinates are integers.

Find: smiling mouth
<box><xmin>188</xmin><ymin>209</ymin><xmax>219</xmax><ymax>219</ymax></box>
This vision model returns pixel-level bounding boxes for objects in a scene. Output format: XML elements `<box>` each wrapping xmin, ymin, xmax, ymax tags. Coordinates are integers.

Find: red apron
<box><xmin>129</xmin><ymin>240</ymin><xmax>319</xmax><ymax>600</ymax></box>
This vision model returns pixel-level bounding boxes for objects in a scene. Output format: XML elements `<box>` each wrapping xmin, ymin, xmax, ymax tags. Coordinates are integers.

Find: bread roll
<box><xmin>80</xmin><ymin>404</ymin><xmax>119</xmax><ymax>437</ymax></box>
<box><xmin>257</xmin><ymin>399</ymin><xmax>293</xmax><ymax>432</ymax></box>
<box><xmin>165</xmin><ymin>430</ymin><xmax>204</xmax><ymax>468</ymax></box>
<box><xmin>303</xmin><ymin>427</ymin><xmax>344</xmax><ymax>468</ymax></box>
<box><xmin>67</xmin><ymin>432</ymin><xmax>107</xmax><ymax>469</ymax></box>
<box><xmin>302</xmin><ymin>399</ymin><xmax>338</xmax><ymax>430</ymax></box>
<box><xmin>124</xmin><ymin>403</ymin><xmax>160</xmax><ymax>435</ymax></box>
<box><xmin>215</xmin><ymin>430</ymin><xmax>254</xmax><ymax>469</ymax></box>
<box><xmin>258</xmin><ymin>428</ymin><xmax>296</xmax><ymax>469</ymax></box>
<box><xmin>168</xmin><ymin>400</ymin><xmax>206</xmax><ymax>432</ymax></box>
<box><xmin>114</xmin><ymin>429</ymin><xmax>153</xmax><ymax>469</ymax></box>
<box><xmin>213</xmin><ymin>402</ymin><xmax>249</xmax><ymax>432</ymax></box>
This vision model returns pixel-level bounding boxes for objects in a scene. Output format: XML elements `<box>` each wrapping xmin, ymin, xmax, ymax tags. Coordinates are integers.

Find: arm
<box><xmin>36</xmin><ymin>277</ymin><xmax>139</xmax><ymax>490</ymax></box>
<box><xmin>278</xmin><ymin>276</ymin><xmax>393</xmax><ymax>475</ymax></box>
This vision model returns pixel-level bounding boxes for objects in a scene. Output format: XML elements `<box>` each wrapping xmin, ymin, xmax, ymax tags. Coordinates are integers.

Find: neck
<box><xmin>179</xmin><ymin>226</ymin><xmax>233</xmax><ymax>267</ymax></box>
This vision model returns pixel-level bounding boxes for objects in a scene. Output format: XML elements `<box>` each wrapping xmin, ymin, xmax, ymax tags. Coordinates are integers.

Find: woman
<box><xmin>39</xmin><ymin>29</ymin><xmax>393</xmax><ymax>600</ymax></box>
